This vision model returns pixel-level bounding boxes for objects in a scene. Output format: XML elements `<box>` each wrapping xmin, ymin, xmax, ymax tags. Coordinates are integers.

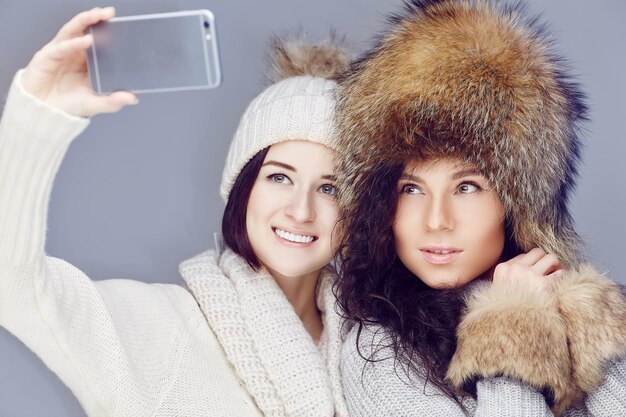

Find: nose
<box><xmin>285</xmin><ymin>189</ymin><xmax>316</xmax><ymax>223</ymax></box>
<box><xmin>424</xmin><ymin>194</ymin><xmax>454</xmax><ymax>232</ymax></box>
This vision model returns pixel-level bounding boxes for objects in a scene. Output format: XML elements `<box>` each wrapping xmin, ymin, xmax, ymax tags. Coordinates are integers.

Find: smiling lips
<box><xmin>273</xmin><ymin>227</ymin><xmax>317</xmax><ymax>245</ymax></box>
<box><xmin>420</xmin><ymin>247</ymin><xmax>463</xmax><ymax>264</ymax></box>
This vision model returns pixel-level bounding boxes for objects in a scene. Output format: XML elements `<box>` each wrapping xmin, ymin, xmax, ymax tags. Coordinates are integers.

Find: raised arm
<box><xmin>0</xmin><ymin>7</ymin><xmax>137</xmax><ymax>268</ymax></box>
<box><xmin>0</xmin><ymin>8</ymin><xmax>143</xmax><ymax>414</ymax></box>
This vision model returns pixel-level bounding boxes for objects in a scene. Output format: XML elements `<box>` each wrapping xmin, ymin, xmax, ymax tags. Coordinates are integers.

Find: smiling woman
<box><xmin>247</xmin><ymin>141</ymin><xmax>337</xmax><ymax>277</ymax></box>
<box><xmin>0</xmin><ymin>7</ymin><xmax>349</xmax><ymax>417</ymax></box>
<box><xmin>222</xmin><ymin>139</ymin><xmax>339</xmax><ymax>342</ymax></box>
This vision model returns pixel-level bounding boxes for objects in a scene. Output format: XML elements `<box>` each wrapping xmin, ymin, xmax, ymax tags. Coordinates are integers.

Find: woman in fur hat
<box><xmin>334</xmin><ymin>1</ymin><xmax>626</xmax><ymax>416</ymax></box>
<box><xmin>0</xmin><ymin>7</ymin><xmax>349</xmax><ymax>417</ymax></box>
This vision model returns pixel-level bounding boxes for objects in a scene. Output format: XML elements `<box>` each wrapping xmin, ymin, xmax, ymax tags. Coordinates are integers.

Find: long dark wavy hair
<box><xmin>336</xmin><ymin>159</ymin><xmax>522</xmax><ymax>405</ymax></box>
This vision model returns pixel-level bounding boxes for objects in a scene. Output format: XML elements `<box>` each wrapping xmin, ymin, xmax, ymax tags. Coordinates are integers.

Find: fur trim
<box><xmin>266</xmin><ymin>32</ymin><xmax>350</xmax><ymax>83</ymax></box>
<box><xmin>554</xmin><ymin>265</ymin><xmax>626</xmax><ymax>392</ymax></box>
<box><xmin>446</xmin><ymin>280</ymin><xmax>581</xmax><ymax>415</ymax></box>
<box><xmin>335</xmin><ymin>0</ymin><xmax>587</xmax><ymax>266</ymax></box>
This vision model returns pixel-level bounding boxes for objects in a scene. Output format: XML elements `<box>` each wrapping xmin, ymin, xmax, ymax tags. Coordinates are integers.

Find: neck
<box><xmin>266</xmin><ymin>267</ymin><xmax>324</xmax><ymax>343</ymax></box>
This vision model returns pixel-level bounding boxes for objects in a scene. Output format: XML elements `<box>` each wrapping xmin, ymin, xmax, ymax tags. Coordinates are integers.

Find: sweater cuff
<box><xmin>0</xmin><ymin>69</ymin><xmax>90</xmax><ymax>265</ymax></box>
<box><xmin>2</xmin><ymin>69</ymin><xmax>90</xmax><ymax>145</ymax></box>
<box><xmin>446</xmin><ymin>280</ymin><xmax>580</xmax><ymax>416</ymax></box>
<box><xmin>476</xmin><ymin>377</ymin><xmax>553</xmax><ymax>416</ymax></box>
<box><xmin>554</xmin><ymin>265</ymin><xmax>626</xmax><ymax>393</ymax></box>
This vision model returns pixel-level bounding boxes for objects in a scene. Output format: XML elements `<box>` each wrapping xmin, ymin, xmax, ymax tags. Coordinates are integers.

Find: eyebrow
<box><xmin>262</xmin><ymin>161</ymin><xmax>336</xmax><ymax>181</ymax></box>
<box><xmin>400</xmin><ymin>168</ymin><xmax>482</xmax><ymax>183</ymax></box>
<box><xmin>450</xmin><ymin>168</ymin><xmax>481</xmax><ymax>180</ymax></box>
<box><xmin>262</xmin><ymin>161</ymin><xmax>296</xmax><ymax>172</ymax></box>
<box><xmin>399</xmin><ymin>173</ymin><xmax>423</xmax><ymax>183</ymax></box>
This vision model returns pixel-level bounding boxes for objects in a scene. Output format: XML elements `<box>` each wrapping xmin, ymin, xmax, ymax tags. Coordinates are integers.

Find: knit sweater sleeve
<box><xmin>0</xmin><ymin>70</ymin><xmax>167</xmax><ymax>415</ymax></box>
<box><xmin>582</xmin><ymin>355</ymin><xmax>626</xmax><ymax>416</ymax></box>
<box><xmin>0</xmin><ymin>69</ymin><xmax>89</xmax><ymax>266</ymax></box>
<box><xmin>341</xmin><ymin>324</ymin><xmax>555</xmax><ymax>417</ymax></box>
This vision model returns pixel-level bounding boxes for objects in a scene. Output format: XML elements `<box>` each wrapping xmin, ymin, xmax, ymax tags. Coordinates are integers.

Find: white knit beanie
<box><xmin>219</xmin><ymin>35</ymin><xmax>350</xmax><ymax>202</ymax></box>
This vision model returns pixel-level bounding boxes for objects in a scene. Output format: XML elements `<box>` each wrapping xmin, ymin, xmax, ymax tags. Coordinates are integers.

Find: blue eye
<box><xmin>401</xmin><ymin>184</ymin><xmax>422</xmax><ymax>195</ymax></box>
<box><xmin>320</xmin><ymin>184</ymin><xmax>337</xmax><ymax>196</ymax></box>
<box><xmin>268</xmin><ymin>173</ymin><xmax>292</xmax><ymax>185</ymax></box>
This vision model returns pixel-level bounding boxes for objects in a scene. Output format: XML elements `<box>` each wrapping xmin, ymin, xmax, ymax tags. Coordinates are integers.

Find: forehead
<box><xmin>404</xmin><ymin>157</ymin><xmax>476</xmax><ymax>174</ymax></box>
<box><xmin>264</xmin><ymin>140</ymin><xmax>335</xmax><ymax>164</ymax></box>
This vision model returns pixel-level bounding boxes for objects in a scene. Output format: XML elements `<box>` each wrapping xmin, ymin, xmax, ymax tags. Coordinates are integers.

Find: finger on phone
<box><xmin>515</xmin><ymin>247</ymin><xmax>547</xmax><ymax>267</ymax></box>
<box><xmin>46</xmin><ymin>35</ymin><xmax>93</xmax><ymax>61</ymax></box>
<box><xmin>55</xmin><ymin>7</ymin><xmax>115</xmax><ymax>42</ymax></box>
<box><xmin>82</xmin><ymin>91</ymin><xmax>138</xmax><ymax>116</ymax></box>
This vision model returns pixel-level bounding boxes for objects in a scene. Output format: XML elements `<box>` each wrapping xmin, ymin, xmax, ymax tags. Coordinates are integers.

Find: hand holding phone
<box><xmin>87</xmin><ymin>10</ymin><xmax>222</xmax><ymax>94</ymax></box>
<box><xmin>21</xmin><ymin>7</ymin><xmax>138</xmax><ymax>118</ymax></box>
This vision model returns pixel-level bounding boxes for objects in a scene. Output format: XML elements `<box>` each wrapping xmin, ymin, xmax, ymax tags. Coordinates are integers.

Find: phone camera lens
<box><xmin>204</xmin><ymin>21</ymin><xmax>210</xmax><ymax>29</ymax></box>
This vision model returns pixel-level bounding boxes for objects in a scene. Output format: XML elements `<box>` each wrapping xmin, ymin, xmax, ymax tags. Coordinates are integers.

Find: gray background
<box><xmin>0</xmin><ymin>0</ymin><xmax>624</xmax><ymax>415</ymax></box>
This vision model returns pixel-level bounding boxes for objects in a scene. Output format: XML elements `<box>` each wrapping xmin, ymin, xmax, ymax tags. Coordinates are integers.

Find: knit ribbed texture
<box><xmin>0</xmin><ymin>69</ymin><xmax>89</xmax><ymax>265</ymax></box>
<box><xmin>341</xmin><ymin>324</ymin><xmax>626</xmax><ymax>417</ymax></box>
<box><xmin>219</xmin><ymin>76</ymin><xmax>337</xmax><ymax>201</ymax></box>
<box><xmin>180</xmin><ymin>249</ymin><xmax>348</xmax><ymax>417</ymax></box>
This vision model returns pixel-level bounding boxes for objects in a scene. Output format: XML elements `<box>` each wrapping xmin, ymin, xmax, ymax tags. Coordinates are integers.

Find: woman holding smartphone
<box><xmin>0</xmin><ymin>7</ymin><xmax>348</xmax><ymax>417</ymax></box>
<box><xmin>333</xmin><ymin>0</ymin><xmax>626</xmax><ymax>416</ymax></box>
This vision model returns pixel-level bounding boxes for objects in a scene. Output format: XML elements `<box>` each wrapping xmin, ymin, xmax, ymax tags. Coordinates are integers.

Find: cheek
<box><xmin>250</xmin><ymin>177</ymin><xmax>286</xmax><ymax>209</ymax></box>
<box><xmin>491</xmin><ymin>221</ymin><xmax>506</xmax><ymax>254</ymax></box>
<box><xmin>392</xmin><ymin>199</ymin><xmax>418</xmax><ymax>250</ymax></box>
<box><xmin>467</xmin><ymin>206</ymin><xmax>505</xmax><ymax>259</ymax></box>
<box><xmin>317</xmin><ymin>199</ymin><xmax>339</xmax><ymax>238</ymax></box>
<box><xmin>245</xmin><ymin>182</ymin><xmax>267</xmax><ymax>233</ymax></box>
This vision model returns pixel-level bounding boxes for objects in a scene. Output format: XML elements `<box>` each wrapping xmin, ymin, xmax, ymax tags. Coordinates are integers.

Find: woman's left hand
<box><xmin>492</xmin><ymin>247</ymin><xmax>563</xmax><ymax>291</ymax></box>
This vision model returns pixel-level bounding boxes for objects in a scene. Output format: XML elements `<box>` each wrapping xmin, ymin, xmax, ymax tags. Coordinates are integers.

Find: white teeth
<box><xmin>274</xmin><ymin>228</ymin><xmax>315</xmax><ymax>244</ymax></box>
<box><xmin>428</xmin><ymin>250</ymin><xmax>452</xmax><ymax>254</ymax></box>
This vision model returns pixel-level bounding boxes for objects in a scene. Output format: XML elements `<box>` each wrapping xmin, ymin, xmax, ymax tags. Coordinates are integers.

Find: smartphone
<box><xmin>86</xmin><ymin>10</ymin><xmax>221</xmax><ymax>94</ymax></box>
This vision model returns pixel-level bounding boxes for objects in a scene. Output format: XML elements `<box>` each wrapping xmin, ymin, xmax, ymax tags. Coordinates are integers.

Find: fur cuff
<box><xmin>554</xmin><ymin>265</ymin><xmax>626</xmax><ymax>393</ymax></box>
<box><xmin>446</xmin><ymin>280</ymin><xmax>580</xmax><ymax>415</ymax></box>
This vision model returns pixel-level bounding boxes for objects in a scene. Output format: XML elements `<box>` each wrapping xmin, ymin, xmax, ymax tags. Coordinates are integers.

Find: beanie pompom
<box><xmin>267</xmin><ymin>33</ymin><xmax>350</xmax><ymax>83</ymax></box>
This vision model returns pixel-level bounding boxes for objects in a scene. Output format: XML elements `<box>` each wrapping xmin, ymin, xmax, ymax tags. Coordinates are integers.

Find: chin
<box><xmin>417</xmin><ymin>268</ymin><xmax>469</xmax><ymax>289</ymax></box>
<box><xmin>263</xmin><ymin>259</ymin><xmax>325</xmax><ymax>279</ymax></box>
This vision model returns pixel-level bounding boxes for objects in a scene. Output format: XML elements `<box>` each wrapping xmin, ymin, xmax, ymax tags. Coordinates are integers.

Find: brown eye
<box><xmin>458</xmin><ymin>182</ymin><xmax>481</xmax><ymax>194</ymax></box>
<box><xmin>401</xmin><ymin>184</ymin><xmax>422</xmax><ymax>195</ymax></box>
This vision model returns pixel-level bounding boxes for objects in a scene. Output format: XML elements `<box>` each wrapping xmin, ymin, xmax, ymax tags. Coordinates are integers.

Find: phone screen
<box><xmin>88</xmin><ymin>11</ymin><xmax>220</xmax><ymax>93</ymax></box>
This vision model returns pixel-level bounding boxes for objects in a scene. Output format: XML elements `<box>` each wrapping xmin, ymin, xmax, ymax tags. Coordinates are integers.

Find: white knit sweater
<box><xmin>0</xmin><ymin>70</ymin><xmax>348</xmax><ymax>417</ymax></box>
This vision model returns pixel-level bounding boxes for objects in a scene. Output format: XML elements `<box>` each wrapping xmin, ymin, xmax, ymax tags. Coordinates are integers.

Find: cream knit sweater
<box><xmin>0</xmin><ymin>70</ymin><xmax>348</xmax><ymax>417</ymax></box>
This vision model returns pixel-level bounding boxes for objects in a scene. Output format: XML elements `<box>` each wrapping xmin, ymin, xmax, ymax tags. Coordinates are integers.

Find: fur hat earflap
<box><xmin>335</xmin><ymin>0</ymin><xmax>587</xmax><ymax>266</ymax></box>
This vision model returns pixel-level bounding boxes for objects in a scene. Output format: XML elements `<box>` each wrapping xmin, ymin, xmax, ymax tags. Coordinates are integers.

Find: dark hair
<box><xmin>222</xmin><ymin>146</ymin><xmax>270</xmax><ymax>269</ymax></box>
<box><xmin>336</xmin><ymin>160</ymin><xmax>522</xmax><ymax>405</ymax></box>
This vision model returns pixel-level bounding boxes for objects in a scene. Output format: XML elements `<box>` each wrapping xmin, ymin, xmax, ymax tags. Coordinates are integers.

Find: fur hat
<box><xmin>334</xmin><ymin>0</ymin><xmax>587</xmax><ymax>266</ymax></box>
<box><xmin>219</xmin><ymin>34</ymin><xmax>350</xmax><ymax>202</ymax></box>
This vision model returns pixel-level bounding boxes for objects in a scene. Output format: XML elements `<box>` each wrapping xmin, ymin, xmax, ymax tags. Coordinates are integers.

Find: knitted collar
<box><xmin>179</xmin><ymin>248</ymin><xmax>347</xmax><ymax>417</ymax></box>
